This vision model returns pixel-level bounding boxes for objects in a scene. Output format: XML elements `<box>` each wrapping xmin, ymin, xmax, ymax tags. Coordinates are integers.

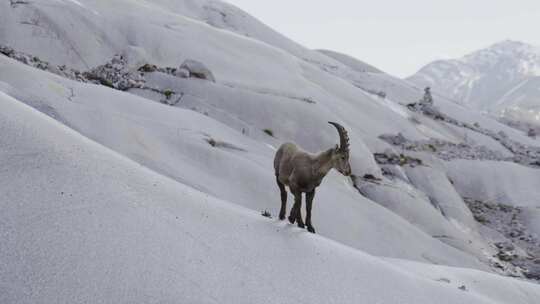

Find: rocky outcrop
<box><xmin>373</xmin><ymin>151</ymin><xmax>423</xmax><ymax>167</ymax></box>
<box><xmin>402</xmin><ymin>102</ymin><xmax>540</xmax><ymax>168</ymax></box>
<box><xmin>1</xmin><ymin>45</ymin><xmax>86</xmax><ymax>82</ymax></box>
<box><xmin>83</xmin><ymin>55</ymin><xmax>145</xmax><ymax>90</ymax></box>
<box><xmin>179</xmin><ymin>59</ymin><xmax>216</xmax><ymax>82</ymax></box>
<box><xmin>0</xmin><ymin>45</ymin><xmax>202</xmax><ymax>103</ymax></box>
<box><xmin>379</xmin><ymin>133</ymin><xmax>509</xmax><ymax>162</ymax></box>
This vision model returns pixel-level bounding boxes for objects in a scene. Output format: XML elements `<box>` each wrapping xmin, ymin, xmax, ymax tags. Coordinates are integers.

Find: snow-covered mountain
<box><xmin>408</xmin><ymin>40</ymin><xmax>540</xmax><ymax>124</ymax></box>
<box><xmin>2</xmin><ymin>1</ymin><xmax>540</xmax><ymax>303</ymax></box>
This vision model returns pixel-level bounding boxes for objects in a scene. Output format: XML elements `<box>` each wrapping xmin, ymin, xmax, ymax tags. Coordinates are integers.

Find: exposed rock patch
<box><xmin>465</xmin><ymin>198</ymin><xmax>540</xmax><ymax>280</ymax></box>
<box><xmin>205</xmin><ymin>137</ymin><xmax>247</xmax><ymax>152</ymax></box>
<box><xmin>0</xmin><ymin>45</ymin><xmax>219</xmax><ymax>105</ymax></box>
<box><xmin>379</xmin><ymin>133</ymin><xmax>508</xmax><ymax>162</ymax></box>
<box><xmin>373</xmin><ymin>151</ymin><xmax>423</xmax><ymax>167</ymax></box>
<box><xmin>1</xmin><ymin>45</ymin><xmax>86</xmax><ymax>82</ymax></box>
<box><xmin>83</xmin><ymin>55</ymin><xmax>145</xmax><ymax>90</ymax></box>
<box><xmin>406</xmin><ymin>102</ymin><xmax>540</xmax><ymax>168</ymax></box>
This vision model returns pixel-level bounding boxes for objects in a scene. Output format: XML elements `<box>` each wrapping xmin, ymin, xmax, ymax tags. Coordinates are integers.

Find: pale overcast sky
<box><xmin>225</xmin><ymin>0</ymin><xmax>540</xmax><ymax>78</ymax></box>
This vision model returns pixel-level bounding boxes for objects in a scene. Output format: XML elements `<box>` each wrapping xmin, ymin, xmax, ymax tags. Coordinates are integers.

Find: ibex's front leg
<box><xmin>276</xmin><ymin>177</ymin><xmax>287</xmax><ymax>220</ymax></box>
<box><xmin>289</xmin><ymin>191</ymin><xmax>305</xmax><ymax>228</ymax></box>
<box><xmin>305</xmin><ymin>190</ymin><xmax>316</xmax><ymax>233</ymax></box>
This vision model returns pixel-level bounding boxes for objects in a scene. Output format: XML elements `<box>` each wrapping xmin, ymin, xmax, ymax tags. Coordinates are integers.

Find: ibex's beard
<box><xmin>338</xmin><ymin>166</ymin><xmax>351</xmax><ymax>176</ymax></box>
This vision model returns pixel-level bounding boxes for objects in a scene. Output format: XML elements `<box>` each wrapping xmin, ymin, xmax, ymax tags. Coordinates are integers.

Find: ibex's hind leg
<box><xmin>276</xmin><ymin>177</ymin><xmax>287</xmax><ymax>220</ymax></box>
<box><xmin>289</xmin><ymin>191</ymin><xmax>305</xmax><ymax>228</ymax></box>
<box><xmin>287</xmin><ymin>192</ymin><xmax>297</xmax><ymax>224</ymax></box>
<box><xmin>305</xmin><ymin>190</ymin><xmax>316</xmax><ymax>233</ymax></box>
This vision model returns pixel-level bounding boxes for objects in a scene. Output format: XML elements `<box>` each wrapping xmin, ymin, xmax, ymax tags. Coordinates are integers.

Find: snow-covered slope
<box><xmin>317</xmin><ymin>49</ymin><xmax>384</xmax><ymax>73</ymax></box>
<box><xmin>408</xmin><ymin>40</ymin><xmax>540</xmax><ymax>123</ymax></box>
<box><xmin>4</xmin><ymin>91</ymin><xmax>540</xmax><ymax>304</ymax></box>
<box><xmin>2</xmin><ymin>0</ymin><xmax>540</xmax><ymax>301</ymax></box>
<box><xmin>0</xmin><ymin>54</ymin><xmax>484</xmax><ymax>268</ymax></box>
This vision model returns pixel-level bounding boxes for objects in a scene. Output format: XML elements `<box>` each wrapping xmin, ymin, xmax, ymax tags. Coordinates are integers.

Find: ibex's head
<box><xmin>328</xmin><ymin>122</ymin><xmax>352</xmax><ymax>176</ymax></box>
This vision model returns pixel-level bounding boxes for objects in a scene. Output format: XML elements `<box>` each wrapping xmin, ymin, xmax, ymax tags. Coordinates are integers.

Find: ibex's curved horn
<box><xmin>328</xmin><ymin>122</ymin><xmax>350</xmax><ymax>153</ymax></box>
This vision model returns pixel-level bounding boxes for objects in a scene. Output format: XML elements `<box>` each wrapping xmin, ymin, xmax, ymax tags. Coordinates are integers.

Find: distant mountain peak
<box><xmin>490</xmin><ymin>39</ymin><xmax>530</xmax><ymax>49</ymax></box>
<box><xmin>408</xmin><ymin>40</ymin><xmax>540</xmax><ymax>114</ymax></box>
<box><xmin>489</xmin><ymin>39</ymin><xmax>536</xmax><ymax>50</ymax></box>
<box><xmin>463</xmin><ymin>40</ymin><xmax>540</xmax><ymax>65</ymax></box>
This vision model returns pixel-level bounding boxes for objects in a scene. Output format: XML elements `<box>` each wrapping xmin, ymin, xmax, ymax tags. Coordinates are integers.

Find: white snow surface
<box><xmin>3</xmin><ymin>88</ymin><xmax>540</xmax><ymax>304</ymax></box>
<box><xmin>446</xmin><ymin>160</ymin><xmax>540</xmax><ymax>207</ymax></box>
<box><xmin>317</xmin><ymin>49</ymin><xmax>384</xmax><ymax>73</ymax></box>
<box><xmin>1</xmin><ymin>0</ymin><xmax>540</xmax><ymax>302</ymax></box>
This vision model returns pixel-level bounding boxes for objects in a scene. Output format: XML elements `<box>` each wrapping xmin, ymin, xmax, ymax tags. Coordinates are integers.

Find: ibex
<box><xmin>273</xmin><ymin>122</ymin><xmax>351</xmax><ymax>233</ymax></box>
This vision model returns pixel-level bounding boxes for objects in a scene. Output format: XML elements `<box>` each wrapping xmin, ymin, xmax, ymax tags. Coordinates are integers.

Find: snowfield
<box><xmin>3</xmin><ymin>91</ymin><xmax>540</xmax><ymax>304</ymax></box>
<box><xmin>2</xmin><ymin>0</ymin><xmax>540</xmax><ymax>302</ymax></box>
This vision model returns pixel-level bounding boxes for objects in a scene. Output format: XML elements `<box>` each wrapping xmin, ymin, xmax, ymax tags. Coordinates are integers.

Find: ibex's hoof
<box><xmin>279</xmin><ymin>214</ymin><xmax>286</xmax><ymax>220</ymax></box>
<box><xmin>297</xmin><ymin>222</ymin><xmax>305</xmax><ymax>229</ymax></box>
<box><xmin>307</xmin><ymin>226</ymin><xmax>316</xmax><ymax>233</ymax></box>
<box><xmin>288</xmin><ymin>216</ymin><xmax>296</xmax><ymax>224</ymax></box>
